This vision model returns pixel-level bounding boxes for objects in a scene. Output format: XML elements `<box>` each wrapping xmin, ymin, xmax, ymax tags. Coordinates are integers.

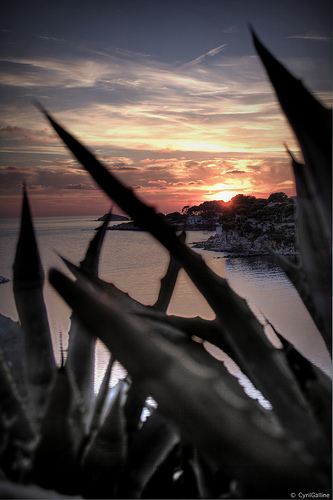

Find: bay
<box><xmin>0</xmin><ymin>215</ymin><xmax>331</xmax><ymax>407</ymax></box>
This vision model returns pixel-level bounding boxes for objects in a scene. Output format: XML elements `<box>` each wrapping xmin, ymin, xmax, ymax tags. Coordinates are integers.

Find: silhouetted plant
<box><xmin>0</xmin><ymin>30</ymin><xmax>331</xmax><ymax>499</ymax></box>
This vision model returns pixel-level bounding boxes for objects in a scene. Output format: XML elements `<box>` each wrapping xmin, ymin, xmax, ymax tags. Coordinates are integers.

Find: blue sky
<box><xmin>0</xmin><ymin>0</ymin><xmax>331</xmax><ymax>216</ymax></box>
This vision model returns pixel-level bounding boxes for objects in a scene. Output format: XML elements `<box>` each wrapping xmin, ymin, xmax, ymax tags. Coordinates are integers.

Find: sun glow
<box><xmin>217</xmin><ymin>190</ymin><xmax>238</xmax><ymax>202</ymax></box>
<box><xmin>207</xmin><ymin>183</ymin><xmax>240</xmax><ymax>202</ymax></box>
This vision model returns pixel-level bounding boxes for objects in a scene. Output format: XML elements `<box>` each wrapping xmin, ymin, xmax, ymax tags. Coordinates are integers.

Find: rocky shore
<box><xmin>95</xmin><ymin>194</ymin><xmax>298</xmax><ymax>258</ymax></box>
<box><xmin>192</xmin><ymin>225</ymin><xmax>297</xmax><ymax>257</ymax></box>
<box><xmin>106</xmin><ymin>221</ymin><xmax>143</xmax><ymax>231</ymax></box>
<box><xmin>105</xmin><ymin>221</ymin><xmax>212</xmax><ymax>231</ymax></box>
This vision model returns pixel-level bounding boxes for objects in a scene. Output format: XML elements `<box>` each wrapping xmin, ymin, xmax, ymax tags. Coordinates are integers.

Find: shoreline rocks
<box><xmin>192</xmin><ymin>230</ymin><xmax>298</xmax><ymax>257</ymax></box>
<box><xmin>106</xmin><ymin>221</ymin><xmax>143</xmax><ymax>230</ymax></box>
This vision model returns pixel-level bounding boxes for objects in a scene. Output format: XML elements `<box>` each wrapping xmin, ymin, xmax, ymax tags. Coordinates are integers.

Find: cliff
<box><xmin>192</xmin><ymin>221</ymin><xmax>297</xmax><ymax>256</ymax></box>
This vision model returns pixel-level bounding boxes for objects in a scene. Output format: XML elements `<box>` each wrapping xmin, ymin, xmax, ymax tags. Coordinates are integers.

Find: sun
<box><xmin>209</xmin><ymin>184</ymin><xmax>239</xmax><ymax>202</ymax></box>
<box><xmin>218</xmin><ymin>190</ymin><xmax>238</xmax><ymax>202</ymax></box>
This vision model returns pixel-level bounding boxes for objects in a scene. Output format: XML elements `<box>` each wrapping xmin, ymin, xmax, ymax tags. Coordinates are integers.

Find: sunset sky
<box><xmin>0</xmin><ymin>0</ymin><xmax>331</xmax><ymax>217</ymax></box>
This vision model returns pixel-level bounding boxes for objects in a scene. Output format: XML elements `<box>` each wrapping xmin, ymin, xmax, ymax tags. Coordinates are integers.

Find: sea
<box><xmin>0</xmin><ymin>215</ymin><xmax>331</xmax><ymax>408</ymax></box>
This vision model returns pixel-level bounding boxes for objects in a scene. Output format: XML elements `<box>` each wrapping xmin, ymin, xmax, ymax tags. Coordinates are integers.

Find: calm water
<box><xmin>0</xmin><ymin>215</ymin><xmax>331</xmax><ymax>405</ymax></box>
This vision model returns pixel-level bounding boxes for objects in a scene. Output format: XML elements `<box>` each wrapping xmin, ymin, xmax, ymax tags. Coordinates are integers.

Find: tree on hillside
<box><xmin>268</xmin><ymin>192</ymin><xmax>288</xmax><ymax>203</ymax></box>
<box><xmin>181</xmin><ymin>200</ymin><xmax>226</xmax><ymax>216</ymax></box>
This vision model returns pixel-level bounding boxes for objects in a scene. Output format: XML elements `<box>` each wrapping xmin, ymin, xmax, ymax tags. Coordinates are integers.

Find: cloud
<box><xmin>1</xmin><ymin>40</ymin><xmax>327</xmax><ymax>159</ymax></box>
<box><xmin>0</xmin><ymin>126</ymin><xmax>27</xmax><ymax>135</ymax></box>
<box><xmin>0</xmin><ymin>125</ymin><xmax>56</xmax><ymax>143</ymax></box>
<box><xmin>224</xmin><ymin>169</ymin><xmax>247</xmax><ymax>174</ymax></box>
<box><xmin>287</xmin><ymin>32</ymin><xmax>332</xmax><ymax>41</ymax></box>
<box><xmin>37</xmin><ymin>36</ymin><xmax>67</xmax><ymax>42</ymax></box>
<box><xmin>0</xmin><ymin>55</ymin><xmax>110</xmax><ymax>88</ymax></box>
<box><xmin>140</xmin><ymin>158</ymin><xmax>154</xmax><ymax>164</ymax></box>
<box><xmin>147</xmin><ymin>179</ymin><xmax>167</xmax><ymax>185</ymax></box>
<box><xmin>109</xmin><ymin>164</ymin><xmax>137</xmax><ymax>171</ymax></box>
<box><xmin>26</xmin><ymin>184</ymin><xmax>50</xmax><ymax>190</ymax></box>
<box><xmin>221</xmin><ymin>25</ymin><xmax>238</xmax><ymax>34</ymax></box>
<box><xmin>0</xmin><ymin>150</ymin><xmax>297</xmax><ymax>216</ymax></box>
<box><xmin>0</xmin><ymin>28</ymin><xmax>326</xmax><ymax>217</ymax></box>
<box><xmin>181</xmin><ymin>44</ymin><xmax>228</xmax><ymax>68</ymax></box>
<box><xmin>65</xmin><ymin>183</ymin><xmax>98</xmax><ymax>190</ymax></box>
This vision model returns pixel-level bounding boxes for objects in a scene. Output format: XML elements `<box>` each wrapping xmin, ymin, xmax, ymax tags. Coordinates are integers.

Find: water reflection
<box><xmin>0</xmin><ymin>218</ymin><xmax>330</xmax><ymax>405</ymax></box>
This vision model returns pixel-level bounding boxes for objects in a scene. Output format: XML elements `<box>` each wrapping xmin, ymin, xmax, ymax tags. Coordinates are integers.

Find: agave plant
<box><xmin>0</xmin><ymin>30</ymin><xmax>331</xmax><ymax>499</ymax></box>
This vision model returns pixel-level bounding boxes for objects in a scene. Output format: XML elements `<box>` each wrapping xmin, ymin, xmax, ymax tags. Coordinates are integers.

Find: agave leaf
<box><xmin>56</xmin><ymin>263</ymin><xmax>242</xmax><ymax>377</ymax></box>
<box><xmin>186</xmin><ymin>447</ymin><xmax>224</xmax><ymax>499</ymax></box>
<box><xmin>40</xmin><ymin>110</ymin><xmax>330</xmax><ymax>457</ymax></box>
<box><xmin>60</xmin><ymin>260</ymin><xmax>268</xmax><ymax>415</ymax></box>
<box><xmin>13</xmin><ymin>187</ymin><xmax>55</xmax><ymax>424</ymax></box>
<box><xmin>88</xmin><ymin>354</ymin><xmax>114</xmax><ymax>434</ymax></box>
<box><xmin>49</xmin><ymin>269</ymin><xmax>330</xmax><ymax>495</ymax></box>
<box><xmin>251</xmin><ymin>28</ymin><xmax>331</xmax><ymax>230</ymax></box>
<box><xmin>291</xmin><ymin>156</ymin><xmax>331</xmax><ymax>354</ymax></box>
<box><xmin>59</xmin><ymin>254</ymin><xmax>329</xmax><ymax>466</ymax></box>
<box><xmin>136</xmin><ymin>310</ymin><xmax>240</xmax><ymax>366</ymax></box>
<box><xmin>37</xmin><ymin>102</ymin><xmax>179</xmax><ymax>252</ymax></box>
<box><xmin>0</xmin><ymin>478</ymin><xmax>82</xmax><ymax>499</ymax></box>
<box><xmin>59</xmin><ymin>262</ymin><xmax>273</xmax><ymax>422</ymax></box>
<box><xmin>0</xmin><ymin>350</ymin><xmax>35</xmax><ymax>481</ymax></box>
<box><xmin>265</xmin><ymin>318</ymin><xmax>331</xmax><ymax>439</ymax></box>
<box><xmin>0</xmin><ymin>313</ymin><xmax>27</xmax><ymax>401</ymax></box>
<box><xmin>61</xmin><ymin>256</ymin><xmax>145</xmax><ymax>313</ymax></box>
<box><xmin>32</xmin><ymin>366</ymin><xmax>85</xmax><ymax>494</ymax></box>
<box><xmin>80</xmin><ymin>211</ymin><xmax>111</xmax><ymax>275</ymax></box>
<box><xmin>65</xmin><ymin>315</ymin><xmax>95</xmax><ymax>429</ymax></box>
<box><xmin>80</xmin><ymin>380</ymin><xmax>127</xmax><ymax>498</ymax></box>
<box><xmin>266</xmin><ymin>161</ymin><xmax>331</xmax><ymax>355</ymax></box>
<box><xmin>117</xmin><ymin>409</ymin><xmax>179</xmax><ymax>498</ymax></box>
<box><xmin>265</xmin><ymin>246</ymin><xmax>318</xmax><ymax>321</ymax></box>
<box><xmin>168</xmin><ymin>443</ymin><xmax>222</xmax><ymax>499</ymax></box>
<box><xmin>153</xmin><ymin>231</ymin><xmax>186</xmax><ymax>312</ymax></box>
<box><xmin>266</xmin><ymin>318</ymin><xmax>331</xmax><ymax>391</ymax></box>
<box><xmin>124</xmin><ymin>381</ymin><xmax>148</xmax><ymax>444</ymax></box>
<box><xmin>64</xmin><ymin>260</ymin><xmax>235</xmax><ymax>381</ymax></box>
<box><xmin>251</xmin><ymin>31</ymin><xmax>331</xmax><ymax>355</ymax></box>
<box><xmin>66</xmin><ymin>214</ymin><xmax>110</xmax><ymax>420</ymax></box>
<box><xmin>140</xmin><ymin>443</ymin><xmax>180</xmax><ymax>498</ymax></box>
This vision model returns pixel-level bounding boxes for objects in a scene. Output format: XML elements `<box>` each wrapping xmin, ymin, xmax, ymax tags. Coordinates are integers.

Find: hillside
<box><xmin>190</xmin><ymin>193</ymin><xmax>297</xmax><ymax>256</ymax></box>
<box><xmin>102</xmin><ymin>193</ymin><xmax>297</xmax><ymax>255</ymax></box>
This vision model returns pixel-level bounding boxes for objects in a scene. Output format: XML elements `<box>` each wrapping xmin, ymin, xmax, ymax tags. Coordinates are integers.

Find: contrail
<box><xmin>180</xmin><ymin>43</ymin><xmax>227</xmax><ymax>68</ymax></box>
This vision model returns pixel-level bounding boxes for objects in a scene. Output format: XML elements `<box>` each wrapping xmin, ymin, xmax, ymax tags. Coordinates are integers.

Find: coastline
<box><xmin>191</xmin><ymin>235</ymin><xmax>298</xmax><ymax>257</ymax></box>
<box><xmin>101</xmin><ymin>221</ymin><xmax>216</xmax><ymax>232</ymax></box>
<box><xmin>191</xmin><ymin>232</ymin><xmax>297</xmax><ymax>257</ymax></box>
<box><xmin>104</xmin><ymin>220</ymin><xmax>298</xmax><ymax>258</ymax></box>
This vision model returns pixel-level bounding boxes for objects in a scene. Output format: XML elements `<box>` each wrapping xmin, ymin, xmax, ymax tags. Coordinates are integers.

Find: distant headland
<box><xmin>96</xmin><ymin>192</ymin><xmax>297</xmax><ymax>256</ymax></box>
<box><xmin>96</xmin><ymin>213</ymin><xmax>129</xmax><ymax>222</ymax></box>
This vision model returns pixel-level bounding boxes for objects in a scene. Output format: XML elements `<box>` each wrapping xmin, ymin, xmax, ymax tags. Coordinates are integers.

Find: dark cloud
<box><xmin>224</xmin><ymin>169</ymin><xmax>247</xmax><ymax>174</ymax></box>
<box><xmin>184</xmin><ymin>161</ymin><xmax>199</xmax><ymax>169</ymax></box>
<box><xmin>65</xmin><ymin>183</ymin><xmax>98</xmax><ymax>190</ymax></box>
<box><xmin>110</xmin><ymin>165</ymin><xmax>138</xmax><ymax>171</ymax></box>
<box><xmin>0</xmin><ymin>126</ymin><xmax>27</xmax><ymax>135</ymax></box>
<box><xmin>0</xmin><ymin>125</ymin><xmax>55</xmax><ymax>143</ymax></box>
<box><xmin>26</xmin><ymin>184</ymin><xmax>50</xmax><ymax>190</ymax></box>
